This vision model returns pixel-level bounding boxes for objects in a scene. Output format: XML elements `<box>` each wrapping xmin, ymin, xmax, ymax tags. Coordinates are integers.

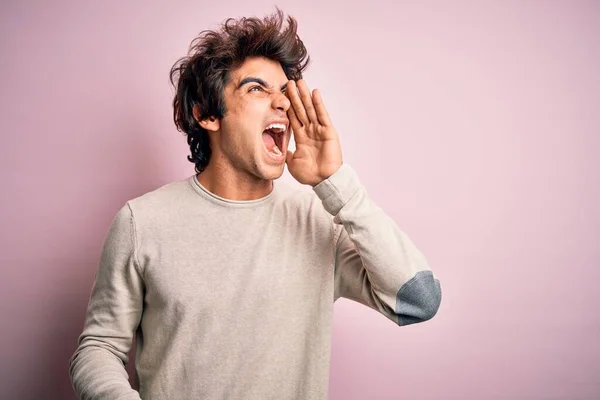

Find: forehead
<box><xmin>230</xmin><ymin>57</ymin><xmax>288</xmax><ymax>87</ymax></box>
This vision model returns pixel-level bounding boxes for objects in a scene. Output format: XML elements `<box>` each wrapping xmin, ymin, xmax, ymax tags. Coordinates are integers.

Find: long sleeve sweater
<box><xmin>68</xmin><ymin>164</ymin><xmax>442</xmax><ymax>400</ymax></box>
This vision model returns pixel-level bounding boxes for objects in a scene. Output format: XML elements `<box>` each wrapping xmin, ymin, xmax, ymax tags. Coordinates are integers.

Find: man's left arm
<box><xmin>284</xmin><ymin>79</ymin><xmax>441</xmax><ymax>326</ymax></box>
<box><xmin>313</xmin><ymin>164</ymin><xmax>442</xmax><ymax>326</ymax></box>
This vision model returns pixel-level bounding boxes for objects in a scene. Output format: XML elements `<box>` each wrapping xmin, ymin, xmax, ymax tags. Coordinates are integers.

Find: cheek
<box><xmin>223</xmin><ymin>97</ymin><xmax>270</xmax><ymax>148</ymax></box>
<box><xmin>242</xmin><ymin>98</ymin><xmax>268</xmax><ymax>118</ymax></box>
<box><xmin>220</xmin><ymin>115</ymin><xmax>258</xmax><ymax>153</ymax></box>
<box><xmin>238</xmin><ymin>100</ymin><xmax>269</xmax><ymax>133</ymax></box>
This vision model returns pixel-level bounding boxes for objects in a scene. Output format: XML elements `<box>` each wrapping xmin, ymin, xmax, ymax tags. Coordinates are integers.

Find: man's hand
<box><xmin>285</xmin><ymin>79</ymin><xmax>343</xmax><ymax>187</ymax></box>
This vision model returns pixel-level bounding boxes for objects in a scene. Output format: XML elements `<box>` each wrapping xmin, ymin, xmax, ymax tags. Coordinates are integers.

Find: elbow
<box><xmin>414</xmin><ymin>291</ymin><xmax>441</xmax><ymax>322</ymax></box>
<box><xmin>395</xmin><ymin>270</ymin><xmax>441</xmax><ymax>326</ymax></box>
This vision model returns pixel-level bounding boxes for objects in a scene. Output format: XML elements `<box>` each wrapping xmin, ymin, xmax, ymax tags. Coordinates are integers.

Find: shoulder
<box><xmin>274</xmin><ymin>181</ymin><xmax>334</xmax><ymax>232</ymax></box>
<box><xmin>124</xmin><ymin>175</ymin><xmax>194</xmax><ymax>221</ymax></box>
<box><xmin>275</xmin><ymin>180</ymin><xmax>323</xmax><ymax>210</ymax></box>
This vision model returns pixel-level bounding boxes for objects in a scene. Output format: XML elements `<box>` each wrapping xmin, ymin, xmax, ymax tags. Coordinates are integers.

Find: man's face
<box><xmin>215</xmin><ymin>56</ymin><xmax>292</xmax><ymax>181</ymax></box>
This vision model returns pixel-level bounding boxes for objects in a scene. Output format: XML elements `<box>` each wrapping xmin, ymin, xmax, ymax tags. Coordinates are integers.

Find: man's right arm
<box><xmin>69</xmin><ymin>203</ymin><xmax>144</xmax><ymax>400</ymax></box>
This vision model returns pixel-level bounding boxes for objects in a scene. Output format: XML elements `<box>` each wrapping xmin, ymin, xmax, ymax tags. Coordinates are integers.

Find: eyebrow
<box><xmin>237</xmin><ymin>77</ymin><xmax>288</xmax><ymax>92</ymax></box>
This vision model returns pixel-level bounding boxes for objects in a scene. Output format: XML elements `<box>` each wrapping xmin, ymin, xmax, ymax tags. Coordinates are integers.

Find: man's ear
<box><xmin>193</xmin><ymin>104</ymin><xmax>220</xmax><ymax>132</ymax></box>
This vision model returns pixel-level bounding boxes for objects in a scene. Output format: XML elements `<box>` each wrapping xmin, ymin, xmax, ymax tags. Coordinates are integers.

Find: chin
<box><xmin>257</xmin><ymin>164</ymin><xmax>285</xmax><ymax>181</ymax></box>
<box><xmin>253</xmin><ymin>146</ymin><xmax>286</xmax><ymax>181</ymax></box>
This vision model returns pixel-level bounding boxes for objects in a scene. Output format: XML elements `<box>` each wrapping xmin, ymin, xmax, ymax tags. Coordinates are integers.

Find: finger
<box><xmin>286</xmin><ymin>80</ymin><xmax>309</xmax><ymax>125</ymax></box>
<box><xmin>297</xmin><ymin>80</ymin><xmax>319</xmax><ymax>125</ymax></box>
<box><xmin>312</xmin><ymin>89</ymin><xmax>332</xmax><ymax>127</ymax></box>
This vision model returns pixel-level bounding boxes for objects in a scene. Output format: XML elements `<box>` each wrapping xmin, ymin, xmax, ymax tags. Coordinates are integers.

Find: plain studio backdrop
<box><xmin>1</xmin><ymin>1</ymin><xmax>598</xmax><ymax>399</ymax></box>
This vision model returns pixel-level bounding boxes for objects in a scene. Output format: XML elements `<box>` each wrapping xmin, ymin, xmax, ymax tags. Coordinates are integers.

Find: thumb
<box><xmin>285</xmin><ymin>149</ymin><xmax>294</xmax><ymax>165</ymax></box>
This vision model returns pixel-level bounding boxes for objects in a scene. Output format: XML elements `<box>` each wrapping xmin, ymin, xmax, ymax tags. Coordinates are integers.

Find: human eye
<box><xmin>249</xmin><ymin>85</ymin><xmax>264</xmax><ymax>92</ymax></box>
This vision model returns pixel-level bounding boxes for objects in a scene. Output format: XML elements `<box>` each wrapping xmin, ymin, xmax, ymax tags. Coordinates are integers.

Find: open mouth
<box><xmin>262</xmin><ymin>123</ymin><xmax>286</xmax><ymax>158</ymax></box>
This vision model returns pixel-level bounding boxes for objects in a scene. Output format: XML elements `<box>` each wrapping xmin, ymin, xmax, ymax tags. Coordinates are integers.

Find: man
<box><xmin>69</xmin><ymin>9</ymin><xmax>441</xmax><ymax>400</ymax></box>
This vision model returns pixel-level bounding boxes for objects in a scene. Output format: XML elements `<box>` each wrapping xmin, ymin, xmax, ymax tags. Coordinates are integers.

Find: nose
<box><xmin>272</xmin><ymin>91</ymin><xmax>291</xmax><ymax>112</ymax></box>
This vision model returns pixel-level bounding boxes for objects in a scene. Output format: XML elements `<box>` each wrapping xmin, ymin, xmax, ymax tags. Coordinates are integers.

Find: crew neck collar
<box><xmin>189</xmin><ymin>174</ymin><xmax>277</xmax><ymax>208</ymax></box>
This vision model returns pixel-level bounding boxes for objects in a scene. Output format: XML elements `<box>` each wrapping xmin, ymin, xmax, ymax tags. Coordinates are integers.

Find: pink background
<box><xmin>1</xmin><ymin>1</ymin><xmax>599</xmax><ymax>399</ymax></box>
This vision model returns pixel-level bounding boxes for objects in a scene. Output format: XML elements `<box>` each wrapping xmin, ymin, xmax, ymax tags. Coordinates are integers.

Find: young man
<box><xmin>69</xmin><ymin>9</ymin><xmax>441</xmax><ymax>400</ymax></box>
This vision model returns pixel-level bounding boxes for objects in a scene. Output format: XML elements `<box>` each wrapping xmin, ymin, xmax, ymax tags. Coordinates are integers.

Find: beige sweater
<box><xmin>69</xmin><ymin>164</ymin><xmax>441</xmax><ymax>400</ymax></box>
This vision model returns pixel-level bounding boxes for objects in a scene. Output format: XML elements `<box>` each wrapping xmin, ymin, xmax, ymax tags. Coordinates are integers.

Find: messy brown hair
<box><xmin>169</xmin><ymin>8</ymin><xmax>310</xmax><ymax>173</ymax></box>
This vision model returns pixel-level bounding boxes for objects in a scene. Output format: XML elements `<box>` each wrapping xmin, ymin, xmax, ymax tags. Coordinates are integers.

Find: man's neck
<box><xmin>197</xmin><ymin>160</ymin><xmax>273</xmax><ymax>201</ymax></box>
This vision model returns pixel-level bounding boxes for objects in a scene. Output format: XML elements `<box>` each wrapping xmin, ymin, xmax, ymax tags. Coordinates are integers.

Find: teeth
<box><xmin>265</xmin><ymin>123</ymin><xmax>286</xmax><ymax>132</ymax></box>
<box><xmin>271</xmin><ymin>144</ymin><xmax>282</xmax><ymax>155</ymax></box>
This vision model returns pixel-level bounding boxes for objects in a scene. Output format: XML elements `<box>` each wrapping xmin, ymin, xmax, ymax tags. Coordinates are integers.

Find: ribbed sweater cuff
<box><xmin>312</xmin><ymin>164</ymin><xmax>362</xmax><ymax>216</ymax></box>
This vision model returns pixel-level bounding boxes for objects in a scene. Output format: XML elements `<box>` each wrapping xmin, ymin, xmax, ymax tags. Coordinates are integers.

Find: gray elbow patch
<box><xmin>395</xmin><ymin>270</ymin><xmax>441</xmax><ymax>326</ymax></box>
